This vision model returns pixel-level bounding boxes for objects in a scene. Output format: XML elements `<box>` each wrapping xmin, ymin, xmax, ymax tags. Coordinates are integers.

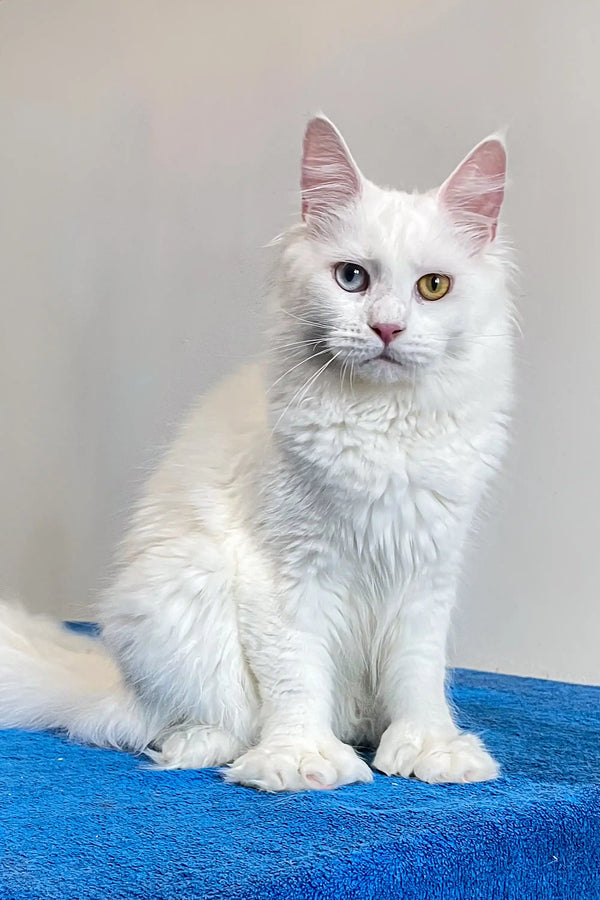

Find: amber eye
<box><xmin>416</xmin><ymin>273</ymin><xmax>451</xmax><ymax>301</ymax></box>
<box><xmin>334</xmin><ymin>262</ymin><xmax>370</xmax><ymax>293</ymax></box>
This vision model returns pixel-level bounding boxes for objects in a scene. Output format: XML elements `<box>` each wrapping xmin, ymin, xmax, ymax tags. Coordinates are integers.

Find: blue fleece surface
<box><xmin>1</xmin><ymin>653</ymin><xmax>599</xmax><ymax>899</ymax></box>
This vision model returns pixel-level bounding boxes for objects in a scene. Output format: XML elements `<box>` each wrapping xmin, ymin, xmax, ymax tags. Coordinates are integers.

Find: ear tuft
<box><xmin>438</xmin><ymin>136</ymin><xmax>507</xmax><ymax>251</ymax></box>
<box><xmin>301</xmin><ymin>116</ymin><xmax>362</xmax><ymax>228</ymax></box>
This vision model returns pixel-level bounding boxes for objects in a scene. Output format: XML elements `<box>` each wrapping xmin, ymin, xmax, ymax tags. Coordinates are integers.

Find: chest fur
<box><xmin>279</xmin><ymin>405</ymin><xmax>503</xmax><ymax>593</ymax></box>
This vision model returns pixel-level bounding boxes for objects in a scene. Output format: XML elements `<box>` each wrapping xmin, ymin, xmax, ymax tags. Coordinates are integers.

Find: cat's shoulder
<box><xmin>185</xmin><ymin>361</ymin><xmax>268</xmax><ymax>432</ymax></box>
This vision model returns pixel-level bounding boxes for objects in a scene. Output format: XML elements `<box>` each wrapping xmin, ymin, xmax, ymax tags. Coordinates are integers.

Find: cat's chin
<box><xmin>353</xmin><ymin>356</ymin><xmax>421</xmax><ymax>386</ymax></box>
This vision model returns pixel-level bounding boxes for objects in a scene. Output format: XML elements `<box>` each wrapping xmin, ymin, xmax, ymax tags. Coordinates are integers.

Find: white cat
<box><xmin>0</xmin><ymin>116</ymin><xmax>514</xmax><ymax>791</ymax></box>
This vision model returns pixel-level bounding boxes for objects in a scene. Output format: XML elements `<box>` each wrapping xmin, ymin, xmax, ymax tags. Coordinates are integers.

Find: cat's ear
<box><xmin>438</xmin><ymin>135</ymin><xmax>507</xmax><ymax>251</ymax></box>
<box><xmin>301</xmin><ymin>116</ymin><xmax>362</xmax><ymax>227</ymax></box>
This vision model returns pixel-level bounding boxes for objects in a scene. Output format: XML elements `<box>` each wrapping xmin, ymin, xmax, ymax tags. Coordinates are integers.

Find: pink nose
<box><xmin>369</xmin><ymin>322</ymin><xmax>405</xmax><ymax>345</ymax></box>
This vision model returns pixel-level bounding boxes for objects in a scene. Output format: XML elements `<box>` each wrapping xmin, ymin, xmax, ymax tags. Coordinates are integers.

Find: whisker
<box><xmin>272</xmin><ymin>352</ymin><xmax>340</xmax><ymax>433</ymax></box>
<box><xmin>270</xmin><ymin>338</ymin><xmax>323</xmax><ymax>347</ymax></box>
<box><xmin>267</xmin><ymin>347</ymin><xmax>331</xmax><ymax>392</ymax></box>
<box><xmin>290</xmin><ymin>352</ymin><xmax>341</xmax><ymax>414</ymax></box>
<box><xmin>428</xmin><ymin>332</ymin><xmax>513</xmax><ymax>341</ymax></box>
<box><xmin>281</xmin><ymin>309</ymin><xmax>332</xmax><ymax>330</ymax></box>
<box><xmin>265</xmin><ymin>339</ymin><xmax>324</xmax><ymax>355</ymax></box>
<box><xmin>340</xmin><ymin>355</ymin><xmax>350</xmax><ymax>393</ymax></box>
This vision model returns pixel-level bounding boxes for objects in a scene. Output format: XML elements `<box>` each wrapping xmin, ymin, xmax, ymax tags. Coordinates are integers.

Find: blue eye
<box><xmin>334</xmin><ymin>262</ymin><xmax>370</xmax><ymax>293</ymax></box>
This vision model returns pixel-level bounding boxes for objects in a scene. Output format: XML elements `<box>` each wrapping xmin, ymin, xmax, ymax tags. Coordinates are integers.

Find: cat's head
<box><xmin>273</xmin><ymin>116</ymin><xmax>511</xmax><ymax>389</ymax></box>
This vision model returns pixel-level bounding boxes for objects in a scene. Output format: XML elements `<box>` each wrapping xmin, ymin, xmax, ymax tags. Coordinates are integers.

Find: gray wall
<box><xmin>1</xmin><ymin>0</ymin><xmax>598</xmax><ymax>683</ymax></box>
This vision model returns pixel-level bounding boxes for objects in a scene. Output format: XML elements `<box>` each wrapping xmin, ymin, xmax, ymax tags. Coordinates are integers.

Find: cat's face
<box><xmin>278</xmin><ymin>117</ymin><xmax>509</xmax><ymax>388</ymax></box>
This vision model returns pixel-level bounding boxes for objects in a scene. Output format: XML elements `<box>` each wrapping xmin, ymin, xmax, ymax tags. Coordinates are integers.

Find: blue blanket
<box><xmin>1</xmin><ymin>651</ymin><xmax>599</xmax><ymax>899</ymax></box>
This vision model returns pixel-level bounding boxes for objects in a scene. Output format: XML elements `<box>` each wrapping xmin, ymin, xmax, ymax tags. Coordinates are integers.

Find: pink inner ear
<box><xmin>301</xmin><ymin>117</ymin><xmax>362</xmax><ymax>223</ymax></box>
<box><xmin>439</xmin><ymin>138</ymin><xmax>506</xmax><ymax>248</ymax></box>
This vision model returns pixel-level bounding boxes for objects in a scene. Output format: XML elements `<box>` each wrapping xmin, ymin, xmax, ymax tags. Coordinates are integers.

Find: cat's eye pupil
<box><xmin>334</xmin><ymin>262</ymin><xmax>369</xmax><ymax>293</ymax></box>
<box><xmin>416</xmin><ymin>272</ymin><xmax>451</xmax><ymax>301</ymax></box>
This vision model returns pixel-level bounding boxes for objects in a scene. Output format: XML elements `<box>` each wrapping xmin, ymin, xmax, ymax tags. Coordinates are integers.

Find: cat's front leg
<box><xmin>373</xmin><ymin>578</ymin><xmax>499</xmax><ymax>784</ymax></box>
<box><xmin>225</xmin><ymin>581</ymin><xmax>372</xmax><ymax>792</ymax></box>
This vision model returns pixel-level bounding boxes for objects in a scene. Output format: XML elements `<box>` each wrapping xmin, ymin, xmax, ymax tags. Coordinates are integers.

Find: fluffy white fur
<box><xmin>0</xmin><ymin>117</ymin><xmax>514</xmax><ymax>791</ymax></box>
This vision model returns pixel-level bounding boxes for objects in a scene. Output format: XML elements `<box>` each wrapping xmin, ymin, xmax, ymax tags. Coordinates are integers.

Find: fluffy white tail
<box><xmin>0</xmin><ymin>603</ymin><xmax>159</xmax><ymax>751</ymax></box>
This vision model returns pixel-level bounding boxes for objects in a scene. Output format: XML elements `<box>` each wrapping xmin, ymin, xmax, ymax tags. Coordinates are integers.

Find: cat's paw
<box><xmin>224</xmin><ymin>736</ymin><xmax>373</xmax><ymax>792</ymax></box>
<box><xmin>145</xmin><ymin>724</ymin><xmax>244</xmax><ymax>770</ymax></box>
<box><xmin>373</xmin><ymin>722</ymin><xmax>499</xmax><ymax>784</ymax></box>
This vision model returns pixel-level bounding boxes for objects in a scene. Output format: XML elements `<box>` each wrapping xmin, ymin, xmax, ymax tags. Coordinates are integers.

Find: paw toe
<box><xmin>148</xmin><ymin>725</ymin><xmax>242</xmax><ymax>770</ymax></box>
<box><xmin>225</xmin><ymin>739</ymin><xmax>371</xmax><ymax>792</ymax></box>
<box><xmin>375</xmin><ymin>726</ymin><xmax>499</xmax><ymax>784</ymax></box>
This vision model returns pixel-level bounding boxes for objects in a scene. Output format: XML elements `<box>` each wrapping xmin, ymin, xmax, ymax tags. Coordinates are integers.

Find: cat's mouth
<box><xmin>362</xmin><ymin>352</ymin><xmax>403</xmax><ymax>367</ymax></box>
